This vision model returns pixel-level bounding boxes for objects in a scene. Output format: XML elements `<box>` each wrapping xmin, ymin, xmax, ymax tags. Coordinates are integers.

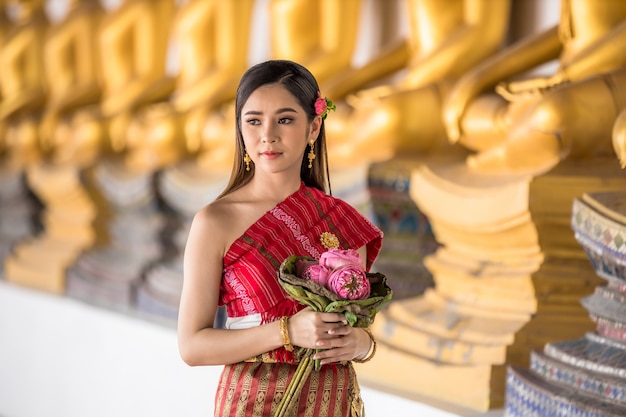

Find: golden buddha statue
<box><xmin>130</xmin><ymin>0</ymin><xmax>255</xmax><ymax>173</ymax></box>
<box><xmin>2</xmin><ymin>0</ymin><xmax>109</xmax><ymax>295</ymax></box>
<box><xmin>321</xmin><ymin>0</ymin><xmax>406</xmax><ymax>102</ymax></box>
<box><xmin>98</xmin><ymin>0</ymin><xmax>176</xmax><ymax>172</ymax></box>
<box><xmin>443</xmin><ymin>0</ymin><xmax>626</xmax><ymax>174</ymax></box>
<box><xmin>62</xmin><ymin>0</ymin><xmax>180</xmax><ymax>306</ymax></box>
<box><xmin>268</xmin><ymin>0</ymin><xmax>361</xmax><ymax>88</ymax></box>
<box><xmin>40</xmin><ymin>0</ymin><xmax>104</xmax><ymax>168</ymax></box>
<box><xmin>325</xmin><ymin>0</ymin><xmax>511</xmax><ymax>166</ymax></box>
<box><xmin>0</xmin><ymin>0</ymin><xmax>48</xmax><ymax>170</ymax></box>
<box><xmin>0</xmin><ymin>0</ymin><xmax>11</xmax><ymax>160</ymax></box>
<box><xmin>171</xmin><ymin>0</ymin><xmax>254</xmax><ymax>116</ymax></box>
<box><xmin>0</xmin><ymin>0</ymin><xmax>10</xmax><ymax>62</ymax></box>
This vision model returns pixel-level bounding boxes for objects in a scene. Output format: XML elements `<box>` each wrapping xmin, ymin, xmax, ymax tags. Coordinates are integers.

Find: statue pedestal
<box><xmin>136</xmin><ymin>163</ymin><xmax>229</xmax><ymax>324</ymax></box>
<box><xmin>359</xmin><ymin>157</ymin><xmax>626</xmax><ymax>411</ymax></box>
<box><xmin>0</xmin><ymin>170</ymin><xmax>39</xmax><ymax>275</ymax></box>
<box><xmin>66</xmin><ymin>162</ymin><xmax>165</xmax><ymax>311</ymax></box>
<box><xmin>4</xmin><ymin>164</ymin><xmax>98</xmax><ymax>294</ymax></box>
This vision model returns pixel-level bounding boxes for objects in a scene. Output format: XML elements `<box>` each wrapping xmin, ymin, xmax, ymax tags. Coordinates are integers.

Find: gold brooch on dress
<box><xmin>320</xmin><ymin>232</ymin><xmax>339</xmax><ymax>249</ymax></box>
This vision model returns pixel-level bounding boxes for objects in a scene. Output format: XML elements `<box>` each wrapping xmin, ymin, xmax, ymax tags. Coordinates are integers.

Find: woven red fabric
<box><xmin>214</xmin><ymin>361</ymin><xmax>362</xmax><ymax>417</ymax></box>
<box><xmin>219</xmin><ymin>183</ymin><xmax>383</xmax><ymax>363</ymax></box>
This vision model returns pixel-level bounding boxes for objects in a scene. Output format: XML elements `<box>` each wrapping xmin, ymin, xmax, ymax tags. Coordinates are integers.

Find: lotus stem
<box><xmin>274</xmin><ymin>356</ymin><xmax>313</xmax><ymax>417</ymax></box>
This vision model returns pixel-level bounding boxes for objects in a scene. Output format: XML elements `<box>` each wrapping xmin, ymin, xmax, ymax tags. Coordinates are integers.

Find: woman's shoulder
<box><xmin>186</xmin><ymin>195</ymin><xmax>244</xmax><ymax>257</ymax></box>
<box><xmin>192</xmin><ymin>189</ymin><xmax>266</xmax><ymax>250</ymax></box>
<box><xmin>194</xmin><ymin>194</ymin><xmax>239</xmax><ymax>228</ymax></box>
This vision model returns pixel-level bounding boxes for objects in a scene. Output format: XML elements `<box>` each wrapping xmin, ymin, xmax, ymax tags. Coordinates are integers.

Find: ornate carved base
<box><xmin>505</xmin><ymin>366</ymin><xmax>626</xmax><ymax>417</ymax></box>
<box><xmin>504</xmin><ymin>169</ymin><xmax>626</xmax><ymax>416</ymax></box>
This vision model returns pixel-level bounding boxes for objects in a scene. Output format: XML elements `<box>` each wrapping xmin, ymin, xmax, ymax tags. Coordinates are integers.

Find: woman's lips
<box><xmin>261</xmin><ymin>151</ymin><xmax>281</xmax><ymax>159</ymax></box>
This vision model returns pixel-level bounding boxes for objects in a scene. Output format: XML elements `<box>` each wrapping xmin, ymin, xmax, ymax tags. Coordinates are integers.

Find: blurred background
<box><xmin>2</xmin><ymin>0</ymin><xmax>626</xmax><ymax>416</ymax></box>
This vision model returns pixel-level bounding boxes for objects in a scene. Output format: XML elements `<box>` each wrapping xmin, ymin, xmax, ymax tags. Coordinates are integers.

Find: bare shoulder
<box><xmin>189</xmin><ymin>191</ymin><xmax>254</xmax><ymax>254</ymax></box>
<box><xmin>189</xmin><ymin>197</ymin><xmax>235</xmax><ymax>252</ymax></box>
<box><xmin>189</xmin><ymin>186</ymin><xmax>277</xmax><ymax>255</ymax></box>
<box><xmin>194</xmin><ymin>197</ymin><xmax>235</xmax><ymax>226</ymax></box>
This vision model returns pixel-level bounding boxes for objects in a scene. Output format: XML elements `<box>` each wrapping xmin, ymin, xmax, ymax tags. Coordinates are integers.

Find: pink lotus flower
<box><xmin>319</xmin><ymin>248</ymin><xmax>363</xmax><ymax>270</ymax></box>
<box><xmin>327</xmin><ymin>265</ymin><xmax>370</xmax><ymax>300</ymax></box>
<box><xmin>295</xmin><ymin>259</ymin><xmax>317</xmax><ymax>276</ymax></box>
<box><xmin>296</xmin><ymin>259</ymin><xmax>331</xmax><ymax>287</ymax></box>
<box><xmin>303</xmin><ymin>264</ymin><xmax>332</xmax><ymax>287</ymax></box>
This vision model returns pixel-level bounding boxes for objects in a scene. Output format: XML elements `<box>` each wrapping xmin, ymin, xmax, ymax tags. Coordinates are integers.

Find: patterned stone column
<box><xmin>505</xmin><ymin>190</ymin><xmax>626</xmax><ymax>416</ymax></box>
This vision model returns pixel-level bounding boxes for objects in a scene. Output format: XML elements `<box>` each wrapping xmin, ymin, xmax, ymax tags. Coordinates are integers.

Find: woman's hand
<box><xmin>287</xmin><ymin>308</ymin><xmax>370</xmax><ymax>365</ymax></box>
<box><xmin>287</xmin><ymin>308</ymin><xmax>346</xmax><ymax>349</ymax></box>
<box><xmin>312</xmin><ymin>325</ymin><xmax>371</xmax><ymax>366</ymax></box>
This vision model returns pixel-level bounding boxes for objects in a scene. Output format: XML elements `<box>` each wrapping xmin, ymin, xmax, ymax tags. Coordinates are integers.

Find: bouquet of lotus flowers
<box><xmin>274</xmin><ymin>248</ymin><xmax>393</xmax><ymax>417</ymax></box>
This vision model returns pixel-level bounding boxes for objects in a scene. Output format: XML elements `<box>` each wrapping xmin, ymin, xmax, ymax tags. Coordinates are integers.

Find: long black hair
<box><xmin>218</xmin><ymin>60</ymin><xmax>331</xmax><ymax>198</ymax></box>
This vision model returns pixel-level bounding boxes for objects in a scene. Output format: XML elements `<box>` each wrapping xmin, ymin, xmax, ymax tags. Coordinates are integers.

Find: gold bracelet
<box><xmin>279</xmin><ymin>316</ymin><xmax>294</xmax><ymax>352</ymax></box>
<box><xmin>353</xmin><ymin>327</ymin><xmax>376</xmax><ymax>363</ymax></box>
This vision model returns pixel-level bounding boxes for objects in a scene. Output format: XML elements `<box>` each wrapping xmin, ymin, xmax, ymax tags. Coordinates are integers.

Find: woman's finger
<box><xmin>318</xmin><ymin>312</ymin><xmax>347</xmax><ymax>324</ymax></box>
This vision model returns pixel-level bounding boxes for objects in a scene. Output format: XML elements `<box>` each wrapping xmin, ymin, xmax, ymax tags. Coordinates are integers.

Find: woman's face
<box><xmin>241</xmin><ymin>83</ymin><xmax>320</xmax><ymax>175</ymax></box>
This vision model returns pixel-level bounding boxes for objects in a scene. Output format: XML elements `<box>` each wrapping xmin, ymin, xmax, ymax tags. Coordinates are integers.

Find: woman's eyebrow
<box><xmin>243</xmin><ymin>107</ymin><xmax>298</xmax><ymax>116</ymax></box>
<box><xmin>276</xmin><ymin>107</ymin><xmax>298</xmax><ymax>114</ymax></box>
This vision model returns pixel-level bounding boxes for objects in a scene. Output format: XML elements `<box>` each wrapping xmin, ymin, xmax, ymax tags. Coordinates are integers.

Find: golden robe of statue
<box><xmin>0</xmin><ymin>0</ymin><xmax>48</xmax><ymax>170</ymax></box>
<box><xmin>326</xmin><ymin>0</ymin><xmax>511</xmax><ymax>166</ymax></box>
<box><xmin>141</xmin><ymin>0</ymin><xmax>255</xmax><ymax>172</ymax></box>
<box><xmin>612</xmin><ymin>108</ymin><xmax>626</xmax><ymax>169</ymax></box>
<box><xmin>443</xmin><ymin>0</ymin><xmax>626</xmax><ymax>174</ymax></box>
<box><xmin>268</xmin><ymin>0</ymin><xmax>361</xmax><ymax>88</ymax></box>
<box><xmin>40</xmin><ymin>0</ymin><xmax>104</xmax><ymax>168</ymax></box>
<box><xmin>98</xmin><ymin>0</ymin><xmax>176</xmax><ymax>172</ymax></box>
<box><xmin>0</xmin><ymin>0</ymin><xmax>11</xmax><ymax>160</ymax></box>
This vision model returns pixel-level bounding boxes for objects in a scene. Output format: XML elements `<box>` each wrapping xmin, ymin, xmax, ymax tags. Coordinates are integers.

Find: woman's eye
<box><xmin>245</xmin><ymin>119</ymin><xmax>260</xmax><ymax>125</ymax></box>
<box><xmin>278</xmin><ymin>118</ymin><xmax>293</xmax><ymax>124</ymax></box>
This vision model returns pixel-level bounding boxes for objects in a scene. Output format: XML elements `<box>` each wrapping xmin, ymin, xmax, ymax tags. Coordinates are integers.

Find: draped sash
<box><xmin>219</xmin><ymin>183</ymin><xmax>383</xmax><ymax>363</ymax></box>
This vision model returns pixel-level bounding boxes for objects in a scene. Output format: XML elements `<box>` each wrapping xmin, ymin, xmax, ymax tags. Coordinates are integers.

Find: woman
<box><xmin>177</xmin><ymin>60</ymin><xmax>384</xmax><ymax>417</ymax></box>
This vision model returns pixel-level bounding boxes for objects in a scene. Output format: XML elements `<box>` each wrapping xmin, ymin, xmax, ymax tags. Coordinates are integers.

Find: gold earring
<box><xmin>244</xmin><ymin>151</ymin><xmax>251</xmax><ymax>171</ymax></box>
<box><xmin>307</xmin><ymin>140</ymin><xmax>316</xmax><ymax>168</ymax></box>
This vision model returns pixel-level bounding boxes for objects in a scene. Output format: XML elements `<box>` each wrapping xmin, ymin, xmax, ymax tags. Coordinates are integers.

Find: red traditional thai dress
<box><xmin>214</xmin><ymin>183</ymin><xmax>383</xmax><ymax>417</ymax></box>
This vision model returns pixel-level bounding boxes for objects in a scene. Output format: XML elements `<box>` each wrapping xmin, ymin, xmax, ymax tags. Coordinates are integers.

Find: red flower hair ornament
<box><xmin>314</xmin><ymin>92</ymin><xmax>336</xmax><ymax>120</ymax></box>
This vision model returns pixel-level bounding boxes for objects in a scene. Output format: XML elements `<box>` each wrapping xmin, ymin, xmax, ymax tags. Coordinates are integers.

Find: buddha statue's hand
<box><xmin>495</xmin><ymin>70</ymin><xmax>569</xmax><ymax>101</ymax></box>
<box><xmin>613</xmin><ymin>109</ymin><xmax>626</xmax><ymax>169</ymax></box>
<box><xmin>443</xmin><ymin>77</ymin><xmax>481</xmax><ymax>143</ymax></box>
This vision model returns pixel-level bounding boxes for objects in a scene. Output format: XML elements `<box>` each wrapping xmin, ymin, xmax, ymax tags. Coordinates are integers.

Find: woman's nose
<box><xmin>261</xmin><ymin>126</ymin><xmax>277</xmax><ymax>143</ymax></box>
